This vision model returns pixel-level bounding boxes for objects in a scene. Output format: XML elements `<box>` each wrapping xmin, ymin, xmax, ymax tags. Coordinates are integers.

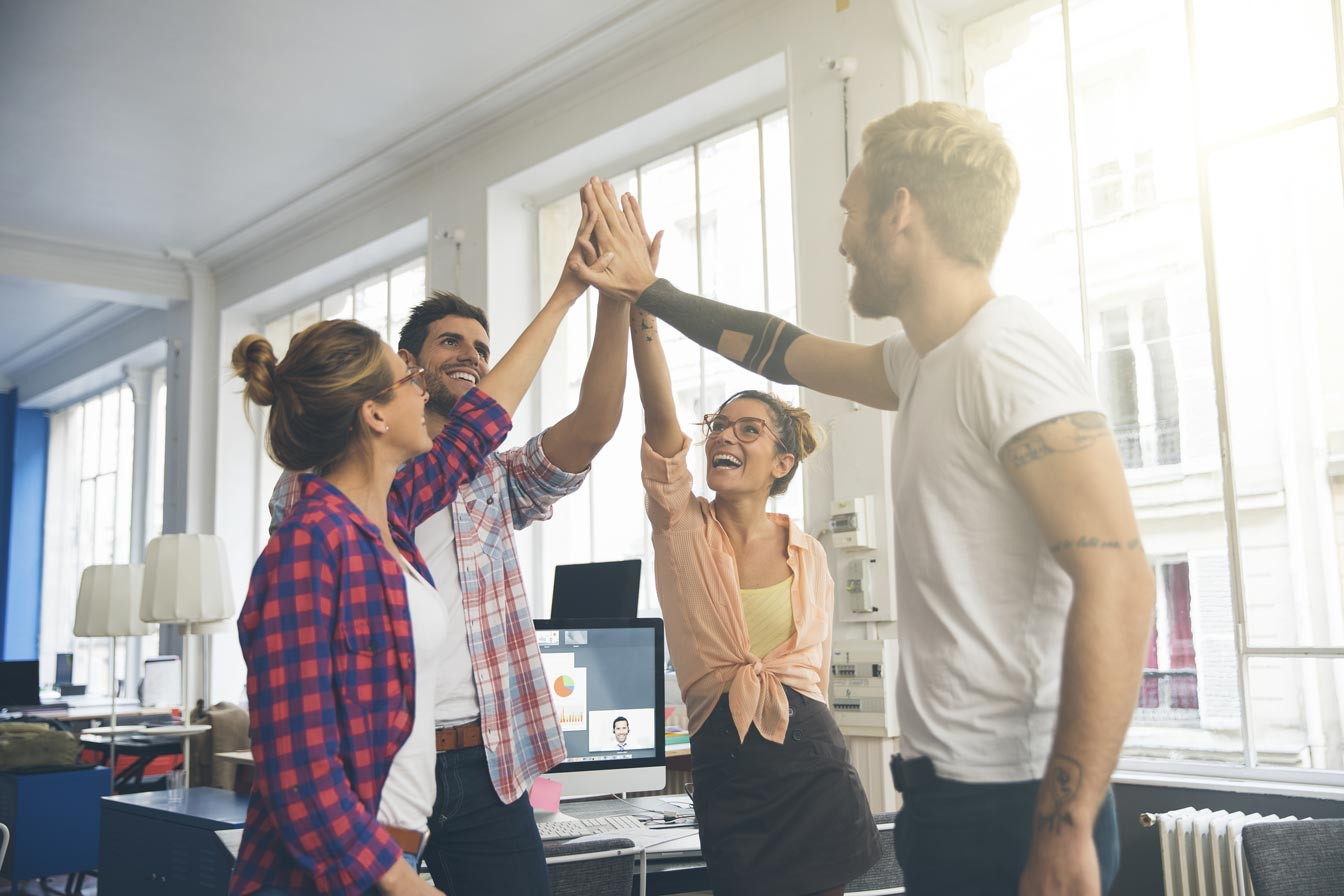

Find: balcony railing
<box><xmin>1138</xmin><ymin>668</ymin><xmax>1199</xmax><ymax>710</ymax></box>
<box><xmin>1115</xmin><ymin>417</ymin><xmax>1182</xmax><ymax>469</ymax></box>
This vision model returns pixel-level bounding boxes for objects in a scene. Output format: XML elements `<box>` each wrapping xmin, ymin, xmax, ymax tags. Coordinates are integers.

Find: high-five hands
<box><xmin>554</xmin><ymin>195</ymin><xmax>610</xmax><ymax>303</ymax></box>
<box><xmin>569</xmin><ymin>177</ymin><xmax>663</xmax><ymax>303</ymax></box>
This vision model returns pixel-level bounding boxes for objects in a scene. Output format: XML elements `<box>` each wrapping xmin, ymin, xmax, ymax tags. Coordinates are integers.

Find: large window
<box><xmin>39</xmin><ymin>383</ymin><xmax>159</xmax><ymax>697</ymax></box>
<box><xmin>534</xmin><ymin>111</ymin><xmax>800</xmax><ymax>616</ymax></box>
<box><xmin>250</xmin><ymin>257</ymin><xmax>426</xmax><ymax>552</ymax></box>
<box><xmin>966</xmin><ymin>0</ymin><xmax>1344</xmax><ymax>776</ymax></box>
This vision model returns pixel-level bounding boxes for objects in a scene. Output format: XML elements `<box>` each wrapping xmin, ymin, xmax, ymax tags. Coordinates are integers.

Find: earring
<box><xmin>384</xmin><ymin>424</ymin><xmax>390</xmax><ymax>432</ymax></box>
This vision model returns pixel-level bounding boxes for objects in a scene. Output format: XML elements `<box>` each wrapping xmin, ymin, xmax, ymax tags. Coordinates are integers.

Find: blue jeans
<box><xmin>423</xmin><ymin>744</ymin><xmax>549</xmax><ymax>896</ymax></box>
<box><xmin>891</xmin><ymin>757</ymin><xmax>1120</xmax><ymax>895</ymax></box>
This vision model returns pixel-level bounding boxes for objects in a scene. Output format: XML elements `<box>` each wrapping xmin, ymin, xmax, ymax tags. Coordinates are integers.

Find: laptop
<box><xmin>550</xmin><ymin>559</ymin><xmax>641</xmax><ymax>619</ymax></box>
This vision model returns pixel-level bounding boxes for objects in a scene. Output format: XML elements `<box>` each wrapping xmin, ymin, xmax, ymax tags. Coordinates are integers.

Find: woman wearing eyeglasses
<box><xmin>618</xmin><ymin>194</ymin><xmax>879</xmax><ymax>896</ymax></box>
<box><xmin>228</xmin><ymin>256</ymin><xmax>592</xmax><ymax>896</ymax></box>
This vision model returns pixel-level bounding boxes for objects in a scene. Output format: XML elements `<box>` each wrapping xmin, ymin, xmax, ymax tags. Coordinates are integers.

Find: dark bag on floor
<box><xmin>0</xmin><ymin>720</ymin><xmax>79</xmax><ymax>769</ymax></box>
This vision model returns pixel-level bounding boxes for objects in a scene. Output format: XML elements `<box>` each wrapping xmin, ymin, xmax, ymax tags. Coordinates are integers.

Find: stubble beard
<box><xmin>847</xmin><ymin>254</ymin><xmax>907</xmax><ymax>320</ymax></box>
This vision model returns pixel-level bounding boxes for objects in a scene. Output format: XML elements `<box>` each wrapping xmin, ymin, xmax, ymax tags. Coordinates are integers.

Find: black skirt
<box><xmin>690</xmin><ymin>687</ymin><xmax>881</xmax><ymax>896</ymax></box>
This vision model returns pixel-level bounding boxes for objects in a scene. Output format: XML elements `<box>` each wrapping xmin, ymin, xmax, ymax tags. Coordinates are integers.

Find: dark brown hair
<box><xmin>232</xmin><ymin>319</ymin><xmax>394</xmax><ymax>474</ymax></box>
<box><xmin>397</xmin><ymin>291</ymin><xmax>489</xmax><ymax>357</ymax></box>
<box><xmin>716</xmin><ymin>389</ymin><xmax>822</xmax><ymax>497</ymax></box>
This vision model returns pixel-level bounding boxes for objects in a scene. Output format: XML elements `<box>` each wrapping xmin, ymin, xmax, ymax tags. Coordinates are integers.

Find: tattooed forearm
<box><xmin>634</xmin><ymin>310</ymin><xmax>658</xmax><ymax>343</ymax></box>
<box><xmin>1036</xmin><ymin>755</ymin><xmax>1083</xmax><ymax>835</ymax></box>
<box><xmin>1050</xmin><ymin>536</ymin><xmax>1143</xmax><ymax>555</ymax></box>
<box><xmin>1001</xmin><ymin>412</ymin><xmax>1109</xmax><ymax>469</ymax></box>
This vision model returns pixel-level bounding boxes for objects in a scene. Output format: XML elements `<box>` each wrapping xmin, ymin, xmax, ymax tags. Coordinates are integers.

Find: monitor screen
<box><xmin>55</xmin><ymin>652</ymin><xmax>74</xmax><ymax>686</ymax></box>
<box><xmin>0</xmin><ymin>659</ymin><xmax>41</xmax><ymax>709</ymax></box>
<box><xmin>550</xmin><ymin>559</ymin><xmax>641</xmax><ymax>619</ymax></box>
<box><xmin>535</xmin><ymin>618</ymin><xmax>665</xmax><ymax>799</ymax></box>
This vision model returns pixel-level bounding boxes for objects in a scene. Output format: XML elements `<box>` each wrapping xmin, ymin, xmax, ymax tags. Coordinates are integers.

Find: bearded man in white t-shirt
<box><xmin>571</xmin><ymin>103</ymin><xmax>1156</xmax><ymax>895</ymax></box>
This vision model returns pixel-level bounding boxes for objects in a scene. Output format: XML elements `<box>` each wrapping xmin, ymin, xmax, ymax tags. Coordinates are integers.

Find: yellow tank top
<box><xmin>740</xmin><ymin>575</ymin><xmax>796</xmax><ymax>659</ymax></box>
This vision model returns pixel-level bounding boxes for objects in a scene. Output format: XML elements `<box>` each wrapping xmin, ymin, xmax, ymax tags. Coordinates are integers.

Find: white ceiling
<box><xmin>0</xmin><ymin>0</ymin><xmax>664</xmax><ymax>256</ymax></box>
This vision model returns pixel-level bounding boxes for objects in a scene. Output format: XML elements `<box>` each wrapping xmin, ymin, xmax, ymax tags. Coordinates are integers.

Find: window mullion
<box><xmin>1183</xmin><ymin>0</ymin><xmax>1256</xmax><ymax>769</ymax></box>
<box><xmin>1059</xmin><ymin>0</ymin><xmax>1094</xmax><ymax>370</ymax></box>
<box><xmin>693</xmin><ymin>141</ymin><xmax>706</xmax><ymax>419</ymax></box>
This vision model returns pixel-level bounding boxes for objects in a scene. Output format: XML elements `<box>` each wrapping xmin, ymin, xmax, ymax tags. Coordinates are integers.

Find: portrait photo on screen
<box><xmin>588</xmin><ymin>707</ymin><xmax>655</xmax><ymax>753</ymax></box>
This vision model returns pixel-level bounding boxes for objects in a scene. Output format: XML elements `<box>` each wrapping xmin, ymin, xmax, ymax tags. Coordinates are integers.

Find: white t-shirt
<box><xmin>415</xmin><ymin>508</ymin><xmax>482</xmax><ymax>725</ymax></box>
<box><xmin>882</xmin><ymin>296</ymin><xmax>1103</xmax><ymax>783</ymax></box>
<box><xmin>378</xmin><ymin>557</ymin><xmax>448</xmax><ymax>832</ymax></box>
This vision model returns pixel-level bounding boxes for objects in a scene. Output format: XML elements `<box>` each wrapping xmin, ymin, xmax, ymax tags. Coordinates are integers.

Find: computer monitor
<box><xmin>534</xmin><ymin>618</ymin><xmax>665</xmax><ymax>799</ymax></box>
<box><xmin>141</xmin><ymin>655</ymin><xmax>182</xmax><ymax>707</ymax></box>
<box><xmin>55</xmin><ymin>652</ymin><xmax>74</xmax><ymax>686</ymax></box>
<box><xmin>550</xmin><ymin>559</ymin><xmax>641</xmax><ymax>619</ymax></box>
<box><xmin>0</xmin><ymin>659</ymin><xmax>41</xmax><ymax>709</ymax></box>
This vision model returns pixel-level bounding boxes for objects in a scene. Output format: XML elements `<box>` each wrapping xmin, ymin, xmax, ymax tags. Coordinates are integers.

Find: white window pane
<box><xmin>322</xmin><ymin>289</ymin><xmax>354</xmax><ymax>321</ymax></box>
<box><xmin>1209</xmin><ymin>119</ymin><xmax>1344</xmax><ymax>649</ymax></box>
<box><xmin>639</xmin><ymin>147</ymin><xmax>699</xmax><ymax>291</ymax></box>
<box><xmin>761</xmin><ymin>111</ymin><xmax>797</xmax><ymax>319</ymax></box>
<box><xmin>146</xmin><ymin>371</ymin><xmax>167</xmax><ymax>543</ymax></box>
<box><xmin>292</xmin><ymin>300</ymin><xmax>321</xmax><ymax>336</ymax></box>
<box><xmin>81</xmin><ymin>395</ymin><xmax>101</xmax><ymax>478</ymax></box>
<box><xmin>355</xmin><ymin>276</ymin><xmax>390</xmax><ymax>340</ymax></box>
<box><xmin>1192</xmin><ymin>0</ymin><xmax>1338</xmax><ymax>144</ymax></box>
<box><xmin>966</xmin><ymin>0</ymin><xmax>1086</xmax><ymax>355</ymax></box>
<box><xmin>99</xmin><ymin>390</ymin><xmax>121</xmax><ymax>474</ymax></box>
<box><xmin>115</xmin><ymin>386</ymin><xmax>134</xmax><ymax>563</ymax></box>
<box><xmin>698</xmin><ymin>123</ymin><xmax>764</xmax><ymax>310</ymax></box>
<box><xmin>1248</xmin><ymin>657</ymin><xmax>1344</xmax><ymax>771</ymax></box>
<box><xmin>263</xmin><ymin>314</ymin><xmax>294</xmax><ymax>362</ymax></box>
<box><xmin>390</xmin><ymin>260</ymin><xmax>425</xmax><ymax>348</ymax></box>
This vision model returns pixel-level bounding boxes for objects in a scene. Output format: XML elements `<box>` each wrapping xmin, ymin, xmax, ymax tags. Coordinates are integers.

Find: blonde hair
<box><xmin>861</xmin><ymin>101</ymin><xmax>1020</xmax><ymax>269</ymax></box>
<box><xmin>232</xmin><ymin>319</ymin><xmax>394</xmax><ymax>474</ymax></box>
<box><xmin>716</xmin><ymin>390</ymin><xmax>825</xmax><ymax>497</ymax></box>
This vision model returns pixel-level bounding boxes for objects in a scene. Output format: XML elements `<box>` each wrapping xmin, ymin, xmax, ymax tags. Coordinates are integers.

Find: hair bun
<box><xmin>232</xmin><ymin>334</ymin><xmax>278</xmax><ymax>408</ymax></box>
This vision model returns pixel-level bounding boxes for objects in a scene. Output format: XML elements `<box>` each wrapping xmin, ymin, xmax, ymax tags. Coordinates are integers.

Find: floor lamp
<box><xmin>73</xmin><ymin>563</ymin><xmax>150</xmax><ymax>791</ymax></box>
<box><xmin>140</xmin><ymin>533</ymin><xmax>235</xmax><ymax>787</ymax></box>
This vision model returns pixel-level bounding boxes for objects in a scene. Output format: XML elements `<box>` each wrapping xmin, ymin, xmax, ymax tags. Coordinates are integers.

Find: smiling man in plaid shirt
<box><xmin>270</xmin><ymin>288</ymin><xmax>630</xmax><ymax>895</ymax></box>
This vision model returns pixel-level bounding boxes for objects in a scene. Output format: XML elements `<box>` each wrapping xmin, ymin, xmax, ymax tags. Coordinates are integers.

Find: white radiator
<box><xmin>1141</xmin><ymin>807</ymin><xmax>1303</xmax><ymax>896</ymax></box>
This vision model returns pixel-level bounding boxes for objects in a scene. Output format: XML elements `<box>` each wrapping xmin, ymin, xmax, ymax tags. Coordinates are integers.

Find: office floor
<box><xmin>0</xmin><ymin>875</ymin><xmax>95</xmax><ymax>894</ymax></box>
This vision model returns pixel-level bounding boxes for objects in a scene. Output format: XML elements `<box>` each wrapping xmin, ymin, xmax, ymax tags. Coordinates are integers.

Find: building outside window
<box><xmin>534</xmin><ymin>110</ymin><xmax>800</xmax><ymax>617</ymax></box>
<box><xmin>965</xmin><ymin>0</ymin><xmax>1344</xmax><ymax>775</ymax></box>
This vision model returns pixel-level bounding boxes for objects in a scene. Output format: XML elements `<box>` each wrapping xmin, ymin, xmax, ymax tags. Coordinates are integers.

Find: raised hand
<box><xmin>554</xmin><ymin>197</ymin><xmax>603</xmax><ymax>303</ymax></box>
<box><xmin>569</xmin><ymin>177</ymin><xmax>660</xmax><ymax>302</ymax></box>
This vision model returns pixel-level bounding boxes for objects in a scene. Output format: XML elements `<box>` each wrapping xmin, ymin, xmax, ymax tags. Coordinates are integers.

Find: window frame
<box><xmin>963</xmin><ymin>0</ymin><xmax>1344</xmax><ymax>786</ymax></box>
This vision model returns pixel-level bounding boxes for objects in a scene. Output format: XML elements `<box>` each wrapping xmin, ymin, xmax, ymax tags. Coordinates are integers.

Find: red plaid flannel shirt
<box><xmin>230</xmin><ymin>388</ymin><xmax>509</xmax><ymax>896</ymax></box>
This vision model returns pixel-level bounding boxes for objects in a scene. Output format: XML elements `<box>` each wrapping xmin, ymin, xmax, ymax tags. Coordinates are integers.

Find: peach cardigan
<box><xmin>641</xmin><ymin>436</ymin><xmax>834</xmax><ymax>744</ymax></box>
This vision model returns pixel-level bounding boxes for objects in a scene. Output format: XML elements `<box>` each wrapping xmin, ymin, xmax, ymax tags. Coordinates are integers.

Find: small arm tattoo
<box><xmin>1050</xmin><ymin>536</ymin><xmax>1144</xmax><ymax>554</ymax></box>
<box><xmin>1036</xmin><ymin>755</ymin><xmax>1083</xmax><ymax>835</ymax></box>
<box><xmin>1001</xmin><ymin>412</ymin><xmax>1109</xmax><ymax>469</ymax></box>
<box><xmin>634</xmin><ymin>311</ymin><xmax>658</xmax><ymax>342</ymax></box>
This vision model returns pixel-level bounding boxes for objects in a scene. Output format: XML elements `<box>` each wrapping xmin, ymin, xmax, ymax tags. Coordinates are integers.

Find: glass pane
<box><xmin>146</xmin><ymin>373</ymin><xmax>167</xmax><ymax>543</ymax></box>
<box><xmin>965</xmin><ymin>0</ymin><xmax>1086</xmax><ymax>355</ymax></box>
<box><xmin>761</xmin><ymin>110</ymin><xmax>797</xmax><ymax>321</ymax></box>
<box><xmin>114</xmin><ymin>386</ymin><xmax>134</xmax><ymax>563</ymax></box>
<box><xmin>698</xmin><ymin>122</ymin><xmax>765</xmax><ymax>311</ymax></box>
<box><xmin>1248</xmin><ymin>657</ymin><xmax>1344</xmax><ymax>771</ymax></box>
<box><xmin>93</xmin><ymin>473</ymin><xmax>116</xmax><ymax>565</ymax></box>
<box><xmin>292</xmin><ymin>300</ymin><xmax>321</xmax><ymax>335</ymax></box>
<box><xmin>263</xmin><ymin>313</ymin><xmax>294</xmax><ymax>362</ymax></box>
<box><xmin>639</xmin><ymin>147</ymin><xmax>699</xmax><ymax>293</ymax></box>
<box><xmin>390</xmin><ymin>261</ymin><xmax>426</xmax><ymax>348</ymax></box>
<box><xmin>355</xmin><ymin>275</ymin><xmax>389</xmax><ymax>340</ymax></box>
<box><xmin>81</xmin><ymin>394</ymin><xmax>101</xmax><ymax>478</ymax></box>
<box><xmin>99</xmin><ymin>389</ymin><xmax>121</xmax><ymax>474</ymax></box>
<box><xmin>322</xmin><ymin>289</ymin><xmax>353</xmax><ymax>321</ymax></box>
<box><xmin>1209</xmin><ymin>119</ymin><xmax>1344</xmax><ymax>649</ymax></box>
<box><xmin>1191</xmin><ymin>0</ymin><xmax>1338</xmax><ymax>144</ymax></box>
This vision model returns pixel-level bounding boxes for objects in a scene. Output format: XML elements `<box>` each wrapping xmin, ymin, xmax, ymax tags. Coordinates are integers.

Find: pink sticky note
<box><xmin>530</xmin><ymin>776</ymin><xmax>562</xmax><ymax>813</ymax></box>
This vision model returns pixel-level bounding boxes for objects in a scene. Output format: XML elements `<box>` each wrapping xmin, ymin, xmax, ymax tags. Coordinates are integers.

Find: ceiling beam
<box><xmin>0</xmin><ymin>228</ymin><xmax>189</xmax><ymax>305</ymax></box>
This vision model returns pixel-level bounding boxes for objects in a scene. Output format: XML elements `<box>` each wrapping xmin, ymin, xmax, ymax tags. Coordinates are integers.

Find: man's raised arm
<box><xmin>571</xmin><ymin>178</ymin><xmax>899</xmax><ymax>411</ymax></box>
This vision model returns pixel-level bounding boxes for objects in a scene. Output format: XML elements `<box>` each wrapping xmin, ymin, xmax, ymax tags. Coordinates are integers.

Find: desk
<box><xmin>80</xmin><ymin>729</ymin><xmax>210</xmax><ymax>791</ymax></box>
<box><xmin>98</xmin><ymin>787</ymin><xmax>248</xmax><ymax>896</ymax></box>
<box><xmin>563</xmin><ymin>796</ymin><xmax>707</xmax><ymax>896</ymax></box>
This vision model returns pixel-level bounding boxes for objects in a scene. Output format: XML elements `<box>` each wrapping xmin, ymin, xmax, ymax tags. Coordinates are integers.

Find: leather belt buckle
<box><xmin>435</xmin><ymin>720</ymin><xmax>483</xmax><ymax>752</ymax></box>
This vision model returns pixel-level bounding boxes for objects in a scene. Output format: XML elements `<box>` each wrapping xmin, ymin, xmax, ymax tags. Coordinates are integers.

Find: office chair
<box><xmin>544</xmin><ymin>836</ymin><xmax>641</xmax><ymax>896</ymax></box>
<box><xmin>845</xmin><ymin>811</ymin><xmax>905</xmax><ymax>895</ymax></box>
<box><xmin>1242</xmin><ymin>818</ymin><xmax>1344</xmax><ymax>896</ymax></box>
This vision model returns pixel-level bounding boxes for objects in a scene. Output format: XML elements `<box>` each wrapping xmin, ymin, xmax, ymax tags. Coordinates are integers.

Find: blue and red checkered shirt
<box><xmin>230</xmin><ymin>388</ymin><xmax>509</xmax><ymax>896</ymax></box>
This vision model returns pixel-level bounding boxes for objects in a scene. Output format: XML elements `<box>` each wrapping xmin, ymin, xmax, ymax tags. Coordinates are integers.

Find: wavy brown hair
<box><xmin>716</xmin><ymin>389</ymin><xmax>822</xmax><ymax>497</ymax></box>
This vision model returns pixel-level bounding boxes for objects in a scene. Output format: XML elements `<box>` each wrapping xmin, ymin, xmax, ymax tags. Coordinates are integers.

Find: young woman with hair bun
<box><xmin>228</xmin><ymin>231</ymin><xmax>599</xmax><ymax>896</ymax></box>
<box><xmin>604</xmin><ymin>180</ymin><xmax>879</xmax><ymax>896</ymax></box>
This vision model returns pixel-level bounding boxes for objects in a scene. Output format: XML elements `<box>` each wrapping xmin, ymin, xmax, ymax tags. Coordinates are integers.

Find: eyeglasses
<box><xmin>699</xmin><ymin>413</ymin><xmax>781</xmax><ymax>445</ymax></box>
<box><xmin>373</xmin><ymin>366</ymin><xmax>427</xmax><ymax>400</ymax></box>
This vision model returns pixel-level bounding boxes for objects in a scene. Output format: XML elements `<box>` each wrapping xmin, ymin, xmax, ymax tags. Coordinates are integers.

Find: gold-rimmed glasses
<box><xmin>373</xmin><ymin>366</ymin><xmax>427</xmax><ymax>399</ymax></box>
<box><xmin>698</xmin><ymin>413</ymin><xmax>781</xmax><ymax>446</ymax></box>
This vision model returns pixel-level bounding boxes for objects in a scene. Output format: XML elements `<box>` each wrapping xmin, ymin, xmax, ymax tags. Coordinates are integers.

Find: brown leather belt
<box><xmin>435</xmin><ymin>720</ymin><xmax>483</xmax><ymax>752</ymax></box>
<box><xmin>385</xmin><ymin>824</ymin><xmax>428</xmax><ymax>857</ymax></box>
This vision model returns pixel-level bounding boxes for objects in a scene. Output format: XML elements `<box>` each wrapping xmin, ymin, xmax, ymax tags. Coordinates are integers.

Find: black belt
<box><xmin>890</xmin><ymin>753</ymin><xmax>938</xmax><ymax>794</ymax></box>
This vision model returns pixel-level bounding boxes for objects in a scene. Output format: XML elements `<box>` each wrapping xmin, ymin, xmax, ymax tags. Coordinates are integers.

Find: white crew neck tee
<box><xmin>882</xmin><ymin>295</ymin><xmax>1103</xmax><ymax>783</ymax></box>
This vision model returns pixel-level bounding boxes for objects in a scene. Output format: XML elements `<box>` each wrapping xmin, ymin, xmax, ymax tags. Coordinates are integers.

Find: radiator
<box><xmin>1140</xmin><ymin>807</ymin><xmax>1302</xmax><ymax>896</ymax></box>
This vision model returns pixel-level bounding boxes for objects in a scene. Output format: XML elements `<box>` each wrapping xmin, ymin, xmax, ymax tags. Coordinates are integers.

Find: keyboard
<box><xmin>535</xmin><ymin>813</ymin><xmax>645</xmax><ymax>842</ymax></box>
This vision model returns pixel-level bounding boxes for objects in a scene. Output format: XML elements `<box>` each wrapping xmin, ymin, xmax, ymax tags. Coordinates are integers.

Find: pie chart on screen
<box><xmin>553</xmin><ymin>674</ymin><xmax>576</xmax><ymax>698</ymax></box>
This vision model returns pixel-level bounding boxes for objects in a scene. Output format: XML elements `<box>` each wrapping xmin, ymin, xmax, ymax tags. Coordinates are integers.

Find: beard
<box><xmin>847</xmin><ymin>253</ymin><xmax>909</xmax><ymax>320</ymax></box>
<box><xmin>424</xmin><ymin>371</ymin><xmax>467</xmax><ymax>420</ymax></box>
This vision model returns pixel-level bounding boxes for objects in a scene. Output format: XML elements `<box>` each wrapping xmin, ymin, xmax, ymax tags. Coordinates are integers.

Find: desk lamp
<box><xmin>73</xmin><ymin>563</ymin><xmax>150</xmax><ymax>787</ymax></box>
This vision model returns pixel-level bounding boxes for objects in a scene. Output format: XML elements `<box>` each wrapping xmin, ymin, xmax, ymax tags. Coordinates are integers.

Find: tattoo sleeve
<box><xmin>1001</xmin><ymin>412</ymin><xmax>1109</xmax><ymax>469</ymax></box>
<box><xmin>1036</xmin><ymin>755</ymin><xmax>1083</xmax><ymax>835</ymax></box>
<box><xmin>636</xmin><ymin>278</ymin><xmax>804</xmax><ymax>384</ymax></box>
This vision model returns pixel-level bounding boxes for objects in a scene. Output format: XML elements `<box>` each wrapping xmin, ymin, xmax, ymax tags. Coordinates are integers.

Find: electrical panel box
<box><xmin>828</xmin><ymin>639</ymin><xmax>899</xmax><ymax>738</ymax></box>
<box><xmin>828</xmin><ymin>408</ymin><xmax>897</xmax><ymax>621</ymax></box>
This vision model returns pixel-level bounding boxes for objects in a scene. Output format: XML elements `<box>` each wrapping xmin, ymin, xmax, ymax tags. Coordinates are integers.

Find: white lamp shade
<box><xmin>73</xmin><ymin>564</ymin><xmax>150</xmax><ymax>637</ymax></box>
<box><xmin>141</xmin><ymin>534</ymin><xmax>235</xmax><ymax>624</ymax></box>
